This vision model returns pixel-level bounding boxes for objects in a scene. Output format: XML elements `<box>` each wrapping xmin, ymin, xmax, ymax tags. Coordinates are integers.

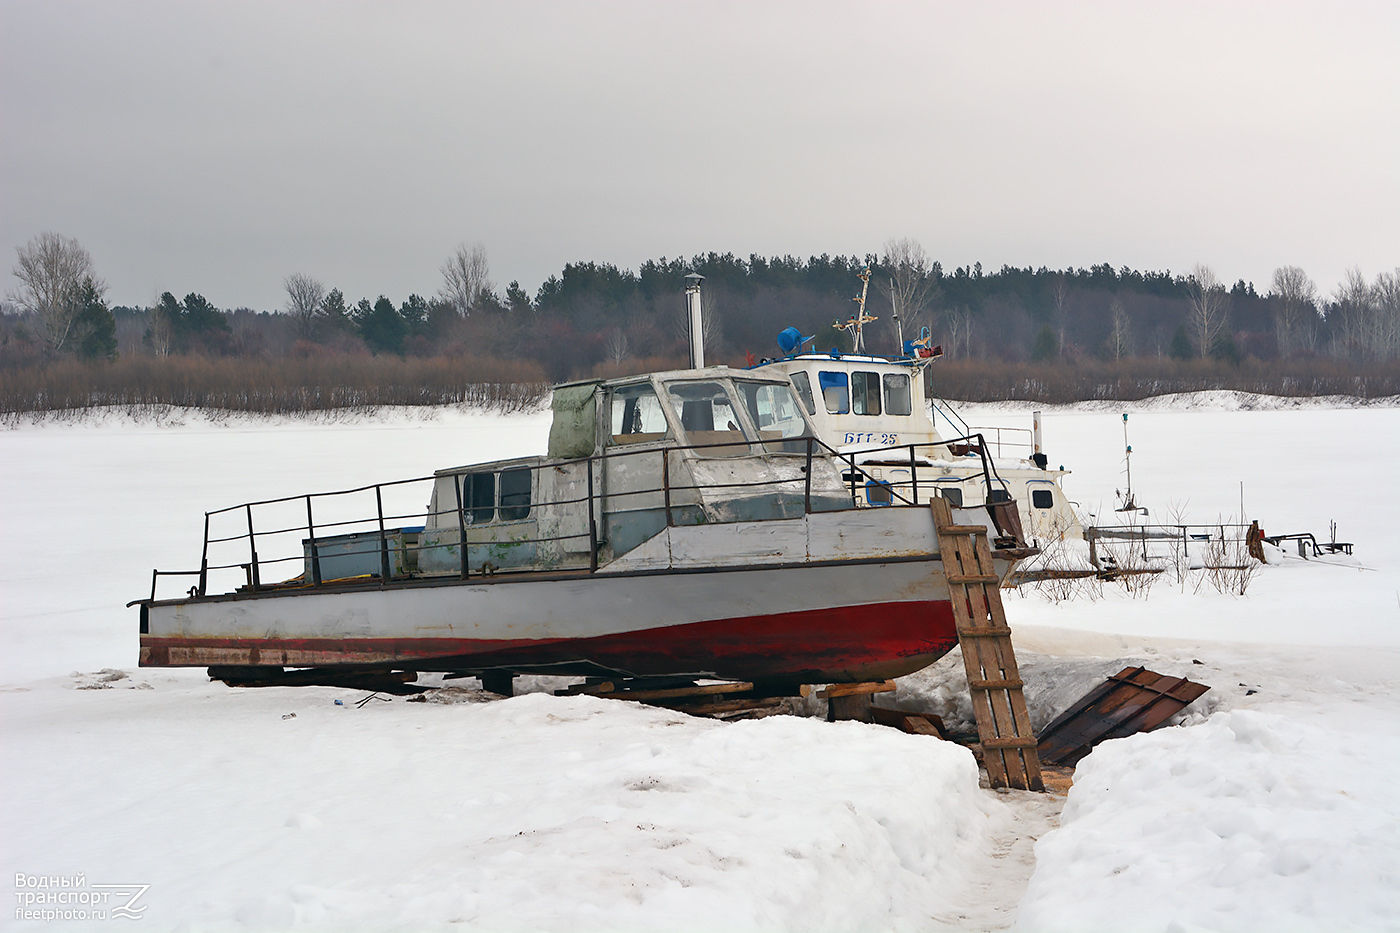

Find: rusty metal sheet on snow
<box><xmin>1036</xmin><ymin>667</ymin><xmax>1210</xmax><ymax>766</ymax></box>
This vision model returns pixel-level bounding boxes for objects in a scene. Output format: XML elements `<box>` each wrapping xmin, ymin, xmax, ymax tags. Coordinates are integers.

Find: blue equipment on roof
<box><xmin>776</xmin><ymin>326</ymin><xmax>815</xmax><ymax>355</ymax></box>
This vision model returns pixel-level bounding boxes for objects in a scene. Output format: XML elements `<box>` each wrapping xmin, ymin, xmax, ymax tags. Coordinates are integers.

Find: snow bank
<box><xmin>1017</xmin><ymin>708</ymin><xmax>1400</xmax><ymax>932</ymax></box>
<box><xmin>2</xmin><ymin>676</ymin><xmax>1004</xmax><ymax>932</ymax></box>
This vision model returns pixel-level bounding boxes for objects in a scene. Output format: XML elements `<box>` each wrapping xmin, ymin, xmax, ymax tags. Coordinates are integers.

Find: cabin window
<box><xmin>460</xmin><ymin>469</ymin><xmax>532</xmax><ymax>523</ymax></box>
<box><xmin>736</xmin><ymin>380</ymin><xmax>808</xmax><ymax>454</ymax></box>
<box><xmin>500</xmin><ymin>468</ymin><xmax>532</xmax><ymax>520</ymax></box>
<box><xmin>937</xmin><ymin>485</ymin><xmax>964</xmax><ymax>507</ymax></box>
<box><xmin>1031</xmin><ymin>488</ymin><xmax>1055</xmax><ymax>510</ymax></box>
<box><xmin>466</xmin><ymin>473</ymin><xmax>495</xmax><ymax>524</ymax></box>
<box><xmin>609</xmin><ymin>383</ymin><xmax>668</xmax><ymax>444</ymax></box>
<box><xmin>790</xmin><ymin>371</ymin><xmax>816</xmax><ymax>415</ymax></box>
<box><xmin>852</xmin><ymin>371</ymin><xmax>881</xmax><ymax>415</ymax></box>
<box><xmin>666</xmin><ymin>381</ymin><xmax>750</xmax><ymax>457</ymax></box>
<box><xmin>989</xmin><ymin>488</ymin><xmax>1013</xmax><ymax>503</ymax></box>
<box><xmin>818</xmin><ymin>371</ymin><xmax>849</xmax><ymax>414</ymax></box>
<box><xmin>883</xmin><ymin>373</ymin><xmax>912</xmax><ymax>416</ymax></box>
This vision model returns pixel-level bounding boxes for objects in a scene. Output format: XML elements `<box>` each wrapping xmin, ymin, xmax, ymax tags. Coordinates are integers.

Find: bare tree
<box><xmin>283</xmin><ymin>273</ymin><xmax>326</xmax><ymax>339</ymax></box>
<box><xmin>9</xmin><ymin>232</ymin><xmax>104</xmax><ymax>351</ymax></box>
<box><xmin>1329</xmin><ymin>267</ymin><xmax>1374</xmax><ymax>360</ymax></box>
<box><xmin>876</xmin><ymin>238</ymin><xmax>940</xmax><ymax>346</ymax></box>
<box><xmin>439</xmin><ymin>243</ymin><xmax>494</xmax><ymax>316</ymax></box>
<box><xmin>1374</xmin><ymin>268</ymin><xmax>1400</xmax><ymax>361</ymax></box>
<box><xmin>1187</xmin><ymin>264</ymin><xmax>1229</xmax><ymax>359</ymax></box>
<box><xmin>605</xmin><ymin>327</ymin><xmax>629</xmax><ymax>365</ymax></box>
<box><xmin>1269</xmin><ymin>265</ymin><xmax>1317</xmax><ymax>359</ymax></box>
<box><xmin>1107</xmin><ymin>298</ymin><xmax>1132</xmax><ymax>360</ymax></box>
<box><xmin>149</xmin><ymin>291</ymin><xmax>180</xmax><ymax>357</ymax></box>
<box><xmin>943</xmin><ymin>305</ymin><xmax>973</xmax><ymax>357</ymax></box>
<box><xmin>1051</xmin><ymin>274</ymin><xmax>1070</xmax><ymax>355</ymax></box>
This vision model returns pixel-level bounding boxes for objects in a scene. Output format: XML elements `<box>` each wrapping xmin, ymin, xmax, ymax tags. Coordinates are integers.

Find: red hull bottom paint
<box><xmin>141</xmin><ymin>598</ymin><xmax>960</xmax><ymax>683</ymax></box>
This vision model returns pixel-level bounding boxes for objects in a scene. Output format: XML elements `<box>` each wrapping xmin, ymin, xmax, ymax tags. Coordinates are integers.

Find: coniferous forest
<box><xmin>3</xmin><ymin>235</ymin><xmax>1398</xmax><ymax>416</ymax></box>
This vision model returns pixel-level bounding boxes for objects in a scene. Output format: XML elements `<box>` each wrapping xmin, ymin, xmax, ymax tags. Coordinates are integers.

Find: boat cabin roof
<box><xmin>547</xmin><ymin>366</ymin><xmax>817</xmax><ymax>460</ymax></box>
<box><xmin>433</xmin><ymin>453</ymin><xmax>541</xmax><ymax>479</ymax></box>
<box><xmin>553</xmin><ymin>366</ymin><xmax>796</xmax><ymax>392</ymax></box>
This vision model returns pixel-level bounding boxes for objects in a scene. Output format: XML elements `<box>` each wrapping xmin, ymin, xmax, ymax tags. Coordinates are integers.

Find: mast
<box><xmin>890</xmin><ymin>277</ymin><xmax>904</xmax><ymax>356</ymax></box>
<box><xmin>850</xmin><ymin>266</ymin><xmax>874</xmax><ymax>354</ymax></box>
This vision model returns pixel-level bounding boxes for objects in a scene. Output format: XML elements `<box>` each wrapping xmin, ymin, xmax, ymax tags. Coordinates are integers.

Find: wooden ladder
<box><xmin>930</xmin><ymin>497</ymin><xmax>1044</xmax><ymax>791</ymax></box>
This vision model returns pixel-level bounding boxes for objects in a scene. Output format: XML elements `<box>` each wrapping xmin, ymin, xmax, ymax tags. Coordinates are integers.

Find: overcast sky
<box><xmin>2</xmin><ymin>0</ymin><xmax>1396</xmax><ymax>311</ymax></box>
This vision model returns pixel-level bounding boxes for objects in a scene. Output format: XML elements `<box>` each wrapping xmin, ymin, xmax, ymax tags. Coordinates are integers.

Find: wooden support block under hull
<box><xmin>815</xmin><ymin>680</ymin><xmax>897</xmax><ymax>699</ymax></box>
<box><xmin>870</xmin><ymin>706</ymin><xmax>952</xmax><ymax>739</ymax></box>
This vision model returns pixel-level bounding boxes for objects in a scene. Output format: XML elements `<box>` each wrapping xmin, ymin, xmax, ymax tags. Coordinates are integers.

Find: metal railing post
<box><xmin>587</xmin><ymin>456</ymin><xmax>598</xmax><ymax>573</ymax></box>
<box><xmin>306</xmin><ymin>495</ymin><xmax>322</xmax><ymax>586</ymax></box>
<box><xmin>375</xmin><ymin>485</ymin><xmax>391</xmax><ymax>584</ymax></box>
<box><xmin>908</xmin><ymin>444</ymin><xmax>918</xmax><ymax>505</ymax></box>
<box><xmin>454</xmin><ymin>476</ymin><xmax>468</xmax><ymax>579</ymax></box>
<box><xmin>978</xmin><ymin>435</ymin><xmax>994</xmax><ymax>502</ymax></box>
<box><xmin>198</xmin><ymin>513</ymin><xmax>210</xmax><ymax>597</ymax></box>
<box><xmin>804</xmin><ymin>437</ymin><xmax>813</xmax><ymax>514</ymax></box>
<box><xmin>246</xmin><ymin>504</ymin><xmax>261</xmax><ymax>590</ymax></box>
<box><xmin>662</xmin><ymin>448</ymin><xmax>673</xmax><ymax>527</ymax></box>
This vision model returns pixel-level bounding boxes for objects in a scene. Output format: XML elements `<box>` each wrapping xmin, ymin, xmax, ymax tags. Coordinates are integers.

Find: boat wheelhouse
<box><xmin>755</xmin><ymin>351</ymin><xmax>1082</xmax><ymax>544</ymax></box>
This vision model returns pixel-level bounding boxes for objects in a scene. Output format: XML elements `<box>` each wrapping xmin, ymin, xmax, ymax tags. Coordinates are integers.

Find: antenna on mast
<box><xmin>1115</xmin><ymin>412</ymin><xmax>1146</xmax><ymax>514</ymax></box>
<box><xmin>836</xmin><ymin>266</ymin><xmax>878</xmax><ymax>354</ymax></box>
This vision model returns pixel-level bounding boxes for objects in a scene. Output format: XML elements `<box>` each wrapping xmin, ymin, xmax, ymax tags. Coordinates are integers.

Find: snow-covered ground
<box><xmin>2</xmin><ymin>398</ymin><xmax>1398</xmax><ymax>931</ymax></box>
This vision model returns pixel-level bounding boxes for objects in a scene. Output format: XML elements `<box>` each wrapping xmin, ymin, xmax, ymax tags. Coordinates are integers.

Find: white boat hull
<box><xmin>141</xmin><ymin>509</ymin><xmax>1010</xmax><ymax>682</ymax></box>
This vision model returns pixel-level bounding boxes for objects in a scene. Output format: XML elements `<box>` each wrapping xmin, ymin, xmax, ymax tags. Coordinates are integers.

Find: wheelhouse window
<box><xmin>665</xmin><ymin>381</ymin><xmax>750</xmax><ymax>457</ymax></box>
<box><xmin>790</xmin><ymin>371</ymin><xmax>816</xmax><ymax>415</ymax></box>
<box><xmin>500</xmin><ymin>468</ymin><xmax>532</xmax><ymax>520</ymax></box>
<box><xmin>608</xmin><ymin>383</ymin><xmax>668</xmax><ymax>444</ymax></box>
<box><xmin>935</xmin><ymin>483</ymin><xmax>964</xmax><ymax>507</ymax></box>
<box><xmin>818</xmin><ymin>371</ymin><xmax>849</xmax><ymax>414</ymax></box>
<box><xmin>883</xmin><ymin>373</ymin><xmax>912</xmax><ymax>416</ymax></box>
<box><xmin>736</xmin><ymin>380</ymin><xmax>808</xmax><ymax>454</ymax></box>
<box><xmin>851</xmin><ymin>371</ymin><xmax>881</xmax><ymax>415</ymax></box>
<box><xmin>466</xmin><ymin>473</ymin><xmax>495</xmax><ymax>524</ymax></box>
<box><xmin>1031</xmin><ymin>488</ymin><xmax>1055</xmax><ymax>510</ymax></box>
<box><xmin>461</xmin><ymin>469</ymin><xmax>533</xmax><ymax>523</ymax></box>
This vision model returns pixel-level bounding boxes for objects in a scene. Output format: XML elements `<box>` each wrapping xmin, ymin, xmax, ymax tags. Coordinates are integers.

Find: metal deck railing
<box><xmin>144</xmin><ymin>432</ymin><xmax>1008</xmax><ymax>602</ymax></box>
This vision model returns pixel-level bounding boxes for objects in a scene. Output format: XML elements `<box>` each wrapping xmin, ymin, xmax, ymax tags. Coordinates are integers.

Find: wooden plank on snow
<box><xmin>1036</xmin><ymin>666</ymin><xmax>1211</xmax><ymax>766</ymax></box>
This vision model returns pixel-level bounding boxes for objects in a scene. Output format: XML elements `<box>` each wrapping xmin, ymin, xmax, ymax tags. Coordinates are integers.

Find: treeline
<box><xmin>923</xmin><ymin>357</ymin><xmax>1400</xmax><ymax>404</ymax></box>
<box><xmin>3</xmin><ymin>233</ymin><xmax>1398</xmax><ymax>413</ymax></box>
<box><xmin>0</xmin><ymin>356</ymin><xmax>549</xmax><ymax>419</ymax></box>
